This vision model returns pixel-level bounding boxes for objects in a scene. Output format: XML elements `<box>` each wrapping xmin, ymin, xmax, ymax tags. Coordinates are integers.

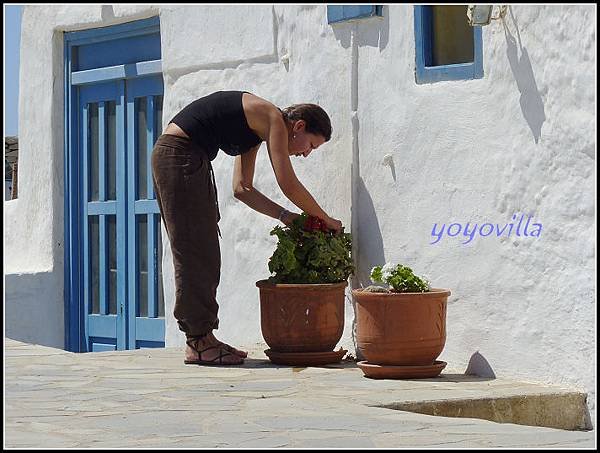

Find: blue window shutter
<box><xmin>327</xmin><ymin>5</ymin><xmax>345</xmax><ymax>23</ymax></box>
<box><xmin>327</xmin><ymin>5</ymin><xmax>382</xmax><ymax>24</ymax></box>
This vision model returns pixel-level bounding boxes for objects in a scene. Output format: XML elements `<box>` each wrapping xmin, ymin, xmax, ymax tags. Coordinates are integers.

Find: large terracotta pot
<box><xmin>353</xmin><ymin>288</ymin><xmax>451</xmax><ymax>366</ymax></box>
<box><xmin>257</xmin><ymin>279</ymin><xmax>347</xmax><ymax>353</ymax></box>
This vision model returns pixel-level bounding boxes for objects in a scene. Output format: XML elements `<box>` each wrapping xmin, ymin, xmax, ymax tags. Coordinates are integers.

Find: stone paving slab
<box><xmin>4</xmin><ymin>338</ymin><xmax>596</xmax><ymax>449</ymax></box>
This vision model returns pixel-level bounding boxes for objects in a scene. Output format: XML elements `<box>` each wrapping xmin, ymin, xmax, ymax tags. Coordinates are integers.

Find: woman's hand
<box><xmin>323</xmin><ymin>216</ymin><xmax>343</xmax><ymax>234</ymax></box>
<box><xmin>282</xmin><ymin>210</ymin><xmax>301</xmax><ymax>227</ymax></box>
<box><xmin>280</xmin><ymin>210</ymin><xmax>343</xmax><ymax>234</ymax></box>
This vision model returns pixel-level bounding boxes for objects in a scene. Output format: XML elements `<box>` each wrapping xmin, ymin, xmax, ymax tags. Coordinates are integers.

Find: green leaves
<box><xmin>370</xmin><ymin>266</ymin><xmax>383</xmax><ymax>283</ymax></box>
<box><xmin>267</xmin><ymin>213</ymin><xmax>354</xmax><ymax>284</ymax></box>
<box><xmin>369</xmin><ymin>263</ymin><xmax>430</xmax><ymax>293</ymax></box>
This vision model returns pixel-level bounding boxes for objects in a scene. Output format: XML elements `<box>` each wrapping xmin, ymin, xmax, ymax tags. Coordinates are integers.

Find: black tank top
<box><xmin>169</xmin><ymin>91</ymin><xmax>263</xmax><ymax>161</ymax></box>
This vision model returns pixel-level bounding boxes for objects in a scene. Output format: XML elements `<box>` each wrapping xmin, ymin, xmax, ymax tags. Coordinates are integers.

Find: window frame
<box><xmin>414</xmin><ymin>5</ymin><xmax>484</xmax><ymax>84</ymax></box>
<box><xmin>327</xmin><ymin>5</ymin><xmax>383</xmax><ymax>24</ymax></box>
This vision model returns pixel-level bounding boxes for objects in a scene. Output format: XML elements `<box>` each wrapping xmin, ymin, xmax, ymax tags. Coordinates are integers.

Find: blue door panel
<box><xmin>136</xmin><ymin>318</ymin><xmax>166</xmax><ymax>343</ymax></box>
<box><xmin>127</xmin><ymin>76</ymin><xmax>164</xmax><ymax>97</ymax></box>
<box><xmin>79</xmin><ymin>81</ymin><xmax>126</xmax><ymax>351</ymax></box>
<box><xmin>126</xmin><ymin>75</ymin><xmax>165</xmax><ymax>350</ymax></box>
<box><xmin>78</xmin><ymin>78</ymin><xmax>164</xmax><ymax>352</ymax></box>
<box><xmin>79</xmin><ymin>81</ymin><xmax>120</xmax><ymax>104</ymax></box>
<box><xmin>76</xmin><ymin>33</ymin><xmax>162</xmax><ymax>72</ymax></box>
<box><xmin>89</xmin><ymin>314</ymin><xmax>118</xmax><ymax>337</ymax></box>
<box><xmin>91</xmin><ymin>342</ymin><xmax>117</xmax><ymax>352</ymax></box>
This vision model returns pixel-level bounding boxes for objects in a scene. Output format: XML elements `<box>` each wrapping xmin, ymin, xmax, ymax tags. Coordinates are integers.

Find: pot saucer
<box><xmin>357</xmin><ymin>360</ymin><xmax>447</xmax><ymax>379</ymax></box>
<box><xmin>265</xmin><ymin>349</ymin><xmax>347</xmax><ymax>366</ymax></box>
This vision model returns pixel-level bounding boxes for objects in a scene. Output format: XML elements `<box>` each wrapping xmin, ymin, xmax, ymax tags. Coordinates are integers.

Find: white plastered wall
<box><xmin>159</xmin><ymin>4</ymin><xmax>354</xmax><ymax>353</ymax></box>
<box><xmin>349</xmin><ymin>5</ymin><xmax>596</xmax><ymax>417</ymax></box>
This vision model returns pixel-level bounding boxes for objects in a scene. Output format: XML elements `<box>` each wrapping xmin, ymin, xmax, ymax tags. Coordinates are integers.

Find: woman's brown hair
<box><xmin>281</xmin><ymin>104</ymin><xmax>332</xmax><ymax>141</ymax></box>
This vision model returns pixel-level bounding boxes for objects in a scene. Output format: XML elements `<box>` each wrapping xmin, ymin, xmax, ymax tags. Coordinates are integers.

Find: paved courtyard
<box><xmin>4</xmin><ymin>338</ymin><xmax>596</xmax><ymax>448</ymax></box>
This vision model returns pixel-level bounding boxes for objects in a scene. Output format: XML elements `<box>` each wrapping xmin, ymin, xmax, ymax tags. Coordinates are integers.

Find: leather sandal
<box><xmin>215</xmin><ymin>341</ymin><xmax>248</xmax><ymax>358</ymax></box>
<box><xmin>184</xmin><ymin>337</ymin><xmax>244</xmax><ymax>366</ymax></box>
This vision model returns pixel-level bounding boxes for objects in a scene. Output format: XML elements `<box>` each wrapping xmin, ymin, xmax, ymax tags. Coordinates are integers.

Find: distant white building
<box><xmin>5</xmin><ymin>4</ymin><xmax>596</xmax><ymax>418</ymax></box>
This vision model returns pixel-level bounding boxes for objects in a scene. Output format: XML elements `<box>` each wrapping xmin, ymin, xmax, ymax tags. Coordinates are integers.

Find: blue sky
<box><xmin>5</xmin><ymin>5</ymin><xmax>23</xmax><ymax>137</ymax></box>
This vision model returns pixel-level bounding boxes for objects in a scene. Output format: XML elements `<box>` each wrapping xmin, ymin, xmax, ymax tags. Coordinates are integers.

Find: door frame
<box><xmin>64</xmin><ymin>17</ymin><xmax>162</xmax><ymax>352</ymax></box>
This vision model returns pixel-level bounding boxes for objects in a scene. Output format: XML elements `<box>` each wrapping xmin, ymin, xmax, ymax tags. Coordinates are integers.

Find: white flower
<box><xmin>381</xmin><ymin>262</ymin><xmax>396</xmax><ymax>273</ymax></box>
<box><xmin>421</xmin><ymin>274</ymin><xmax>432</xmax><ymax>290</ymax></box>
<box><xmin>381</xmin><ymin>262</ymin><xmax>396</xmax><ymax>281</ymax></box>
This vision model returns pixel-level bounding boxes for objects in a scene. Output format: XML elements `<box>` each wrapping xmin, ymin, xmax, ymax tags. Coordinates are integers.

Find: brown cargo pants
<box><xmin>151</xmin><ymin>134</ymin><xmax>221</xmax><ymax>339</ymax></box>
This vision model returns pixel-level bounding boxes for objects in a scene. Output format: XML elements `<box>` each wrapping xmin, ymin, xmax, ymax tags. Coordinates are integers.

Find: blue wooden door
<box><xmin>65</xmin><ymin>17</ymin><xmax>164</xmax><ymax>352</ymax></box>
<box><xmin>79</xmin><ymin>76</ymin><xmax>164</xmax><ymax>351</ymax></box>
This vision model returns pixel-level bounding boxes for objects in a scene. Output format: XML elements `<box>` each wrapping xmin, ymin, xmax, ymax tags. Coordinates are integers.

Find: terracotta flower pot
<box><xmin>256</xmin><ymin>279</ymin><xmax>347</xmax><ymax>353</ymax></box>
<box><xmin>353</xmin><ymin>288</ymin><xmax>451</xmax><ymax>366</ymax></box>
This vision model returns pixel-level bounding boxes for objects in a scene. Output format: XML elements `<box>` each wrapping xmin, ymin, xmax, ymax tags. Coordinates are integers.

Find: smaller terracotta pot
<box><xmin>257</xmin><ymin>279</ymin><xmax>347</xmax><ymax>353</ymax></box>
<box><xmin>353</xmin><ymin>288</ymin><xmax>451</xmax><ymax>366</ymax></box>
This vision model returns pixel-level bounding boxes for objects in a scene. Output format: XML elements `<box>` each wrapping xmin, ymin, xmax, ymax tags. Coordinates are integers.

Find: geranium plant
<box><xmin>369</xmin><ymin>263</ymin><xmax>430</xmax><ymax>293</ymax></box>
<box><xmin>268</xmin><ymin>213</ymin><xmax>354</xmax><ymax>284</ymax></box>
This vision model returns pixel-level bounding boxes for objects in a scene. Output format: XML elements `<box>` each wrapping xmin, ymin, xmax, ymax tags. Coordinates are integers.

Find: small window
<box><xmin>414</xmin><ymin>5</ymin><xmax>483</xmax><ymax>84</ymax></box>
<box><xmin>327</xmin><ymin>5</ymin><xmax>383</xmax><ymax>24</ymax></box>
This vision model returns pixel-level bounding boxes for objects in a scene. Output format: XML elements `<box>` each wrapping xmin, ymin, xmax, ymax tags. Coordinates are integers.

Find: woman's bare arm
<box><xmin>263</xmin><ymin>110</ymin><xmax>331</xmax><ymax>220</ymax></box>
<box><xmin>240</xmin><ymin>93</ymin><xmax>342</xmax><ymax>232</ymax></box>
<box><xmin>232</xmin><ymin>145</ymin><xmax>290</xmax><ymax>220</ymax></box>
